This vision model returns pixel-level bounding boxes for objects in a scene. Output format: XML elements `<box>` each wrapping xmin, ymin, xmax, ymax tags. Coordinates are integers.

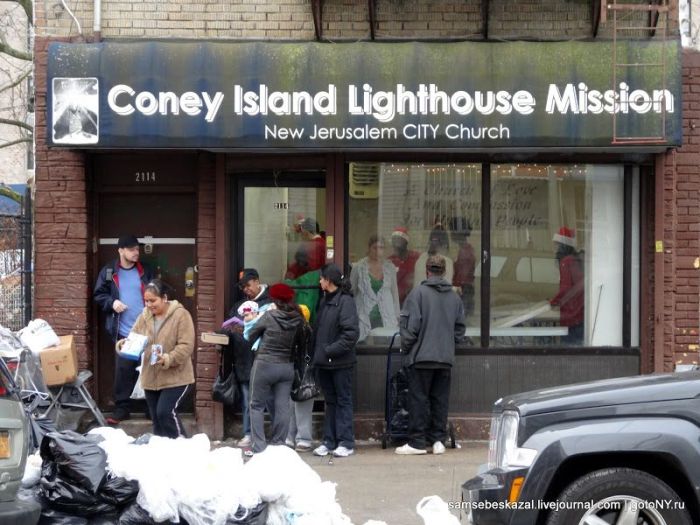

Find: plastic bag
<box><xmin>415</xmin><ymin>496</ymin><xmax>460</xmax><ymax>525</ymax></box>
<box><xmin>227</xmin><ymin>502</ymin><xmax>268</xmax><ymax>524</ymax></box>
<box><xmin>22</xmin><ymin>451</ymin><xmax>43</xmax><ymax>487</ymax></box>
<box><xmin>118</xmin><ymin>503</ymin><xmax>186</xmax><ymax>525</ymax></box>
<box><xmin>18</xmin><ymin>319</ymin><xmax>60</xmax><ymax>354</ymax></box>
<box><xmin>40</xmin><ymin>431</ymin><xmax>107</xmax><ymax>494</ymax></box>
<box><xmin>39</xmin><ymin>469</ymin><xmax>117</xmax><ymax>517</ymax></box>
<box><xmin>130</xmin><ymin>356</ymin><xmax>145</xmax><ymax>400</ymax></box>
<box><xmin>99</xmin><ymin>473</ymin><xmax>139</xmax><ymax>507</ymax></box>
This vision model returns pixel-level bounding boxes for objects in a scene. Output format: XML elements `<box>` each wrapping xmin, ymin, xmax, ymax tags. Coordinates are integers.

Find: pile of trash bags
<box><xmin>19</xmin><ymin>428</ymin><xmax>353</xmax><ymax>525</ymax></box>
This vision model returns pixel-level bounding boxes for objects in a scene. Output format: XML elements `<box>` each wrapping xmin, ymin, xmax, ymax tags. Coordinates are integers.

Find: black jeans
<box><xmin>406</xmin><ymin>365</ymin><xmax>451</xmax><ymax>449</ymax></box>
<box><xmin>144</xmin><ymin>385</ymin><xmax>190</xmax><ymax>439</ymax></box>
<box><xmin>114</xmin><ymin>355</ymin><xmax>139</xmax><ymax>417</ymax></box>
<box><xmin>318</xmin><ymin>366</ymin><xmax>354</xmax><ymax>449</ymax></box>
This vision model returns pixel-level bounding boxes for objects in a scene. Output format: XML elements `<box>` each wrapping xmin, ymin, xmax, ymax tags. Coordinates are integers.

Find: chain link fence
<box><xmin>0</xmin><ymin>192</ymin><xmax>31</xmax><ymax>330</ymax></box>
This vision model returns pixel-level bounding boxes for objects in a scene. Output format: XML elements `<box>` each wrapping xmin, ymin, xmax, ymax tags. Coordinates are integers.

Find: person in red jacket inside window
<box><xmin>285</xmin><ymin>217</ymin><xmax>326</xmax><ymax>279</ymax></box>
<box><xmin>550</xmin><ymin>227</ymin><xmax>584</xmax><ymax>345</ymax></box>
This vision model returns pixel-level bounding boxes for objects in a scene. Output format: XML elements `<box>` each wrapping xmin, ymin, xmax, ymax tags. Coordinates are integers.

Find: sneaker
<box><xmin>312</xmin><ymin>444</ymin><xmax>332</xmax><ymax>457</ymax></box>
<box><xmin>295</xmin><ymin>442</ymin><xmax>312</xmax><ymax>452</ymax></box>
<box><xmin>332</xmin><ymin>446</ymin><xmax>354</xmax><ymax>457</ymax></box>
<box><xmin>243</xmin><ymin>448</ymin><xmax>254</xmax><ymax>458</ymax></box>
<box><xmin>285</xmin><ymin>439</ymin><xmax>295</xmax><ymax>448</ymax></box>
<box><xmin>395</xmin><ymin>443</ymin><xmax>427</xmax><ymax>455</ymax></box>
<box><xmin>432</xmin><ymin>441</ymin><xmax>446</xmax><ymax>455</ymax></box>
<box><xmin>237</xmin><ymin>435</ymin><xmax>252</xmax><ymax>448</ymax></box>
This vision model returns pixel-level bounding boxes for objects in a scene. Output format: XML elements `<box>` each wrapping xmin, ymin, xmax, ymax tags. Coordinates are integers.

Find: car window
<box><xmin>531</xmin><ymin>257</ymin><xmax>559</xmax><ymax>284</ymax></box>
<box><xmin>474</xmin><ymin>256</ymin><xmax>506</xmax><ymax>278</ymax></box>
<box><xmin>515</xmin><ymin>257</ymin><xmax>532</xmax><ymax>282</ymax></box>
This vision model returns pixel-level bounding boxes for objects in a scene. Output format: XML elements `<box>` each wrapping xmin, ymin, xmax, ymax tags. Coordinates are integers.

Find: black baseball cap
<box><xmin>117</xmin><ymin>234</ymin><xmax>141</xmax><ymax>249</ymax></box>
<box><xmin>238</xmin><ymin>268</ymin><xmax>259</xmax><ymax>286</ymax></box>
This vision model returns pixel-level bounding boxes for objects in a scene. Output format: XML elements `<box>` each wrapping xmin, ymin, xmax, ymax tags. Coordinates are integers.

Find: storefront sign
<box><xmin>46</xmin><ymin>41</ymin><xmax>681</xmax><ymax>149</ymax></box>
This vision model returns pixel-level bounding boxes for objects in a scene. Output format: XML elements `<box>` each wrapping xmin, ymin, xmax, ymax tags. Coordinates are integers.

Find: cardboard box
<box><xmin>200</xmin><ymin>332</ymin><xmax>229</xmax><ymax>345</ymax></box>
<box><xmin>40</xmin><ymin>335</ymin><xmax>78</xmax><ymax>386</ymax></box>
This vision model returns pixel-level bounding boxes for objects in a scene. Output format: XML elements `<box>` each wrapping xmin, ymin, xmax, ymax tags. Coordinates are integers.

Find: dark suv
<box><xmin>461</xmin><ymin>372</ymin><xmax>699</xmax><ymax>524</ymax></box>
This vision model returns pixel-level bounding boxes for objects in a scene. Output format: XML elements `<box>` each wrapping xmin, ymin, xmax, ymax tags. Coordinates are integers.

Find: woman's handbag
<box><xmin>291</xmin><ymin>357</ymin><xmax>320</xmax><ymax>402</ymax></box>
<box><xmin>212</xmin><ymin>357</ymin><xmax>238</xmax><ymax>407</ymax></box>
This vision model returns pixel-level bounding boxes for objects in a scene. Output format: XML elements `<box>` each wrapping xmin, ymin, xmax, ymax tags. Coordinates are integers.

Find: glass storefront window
<box><xmin>348</xmin><ymin>162</ymin><xmax>482</xmax><ymax>345</ymax></box>
<box><xmin>347</xmin><ymin>162</ymin><xmax>636</xmax><ymax>348</ymax></box>
<box><xmin>489</xmin><ymin>164</ymin><xmax>624</xmax><ymax>347</ymax></box>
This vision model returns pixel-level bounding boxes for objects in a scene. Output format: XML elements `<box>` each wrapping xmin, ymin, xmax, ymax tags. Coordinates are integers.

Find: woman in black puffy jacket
<box><xmin>311</xmin><ymin>264</ymin><xmax>360</xmax><ymax>458</ymax></box>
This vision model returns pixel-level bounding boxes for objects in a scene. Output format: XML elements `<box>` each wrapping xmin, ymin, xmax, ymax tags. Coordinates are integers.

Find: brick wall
<box><xmin>34</xmin><ymin>0</ymin><xmax>677</xmax><ymax>41</ymax></box>
<box><xmin>33</xmin><ymin>37</ymin><xmax>91</xmax><ymax>369</ymax></box>
<box><xmin>670</xmin><ymin>49</ymin><xmax>700</xmax><ymax>369</ymax></box>
<box><xmin>194</xmin><ymin>153</ymin><xmax>220</xmax><ymax>437</ymax></box>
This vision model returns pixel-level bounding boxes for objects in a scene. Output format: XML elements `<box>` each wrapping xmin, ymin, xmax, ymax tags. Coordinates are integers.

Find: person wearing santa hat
<box><xmin>550</xmin><ymin>226</ymin><xmax>585</xmax><ymax>345</ymax></box>
<box><xmin>388</xmin><ymin>227</ymin><xmax>421</xmax><ymax>304</ymax></box>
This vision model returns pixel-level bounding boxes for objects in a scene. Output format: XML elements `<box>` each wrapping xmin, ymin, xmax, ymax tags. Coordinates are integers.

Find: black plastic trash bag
<box><xmin>87</xmin><ymin>514</ymin><xmax>121</xmax><ymax>524</ymax></box>
<box><xmin>40</xmin><ymin>430</ymin><xmax>107</xmax><ymax>494</ymax></box>
<box><xmin>39</xmin><ymin>472</ymin><xmax>117</xmax><ymax>517</ymax></box>
<box><xmin>29</xmin><ymin>416</ymin><xmax>57</xmax><ymax>451</ymax></box>
<box><xmin>99</xmin><ymin>473</ymin><xmax>139</xmax><ymax>507</ymax></box>
<box><xmin>118</xmin><ymin>503</ymin><xmax>189</xmax><ymax>525</ymax></box>
<box><xmin>39</xmin><ymin>509</ymin><xmax>90</xmax><ymax>525</ymax></box>
<box><xmin>227</xmin><ymin>502</ymin><xmax>269</xmax><ymax>525</ymax></box>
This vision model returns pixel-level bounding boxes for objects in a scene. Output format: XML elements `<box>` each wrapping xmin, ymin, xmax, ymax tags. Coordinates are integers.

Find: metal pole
<box><xmin>21</xmin><ymin>187</ymin><xmax>32</xmax><ymax>326</ymax></box>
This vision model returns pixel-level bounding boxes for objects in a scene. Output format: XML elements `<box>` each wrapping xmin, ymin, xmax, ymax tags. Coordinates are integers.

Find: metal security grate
<box><xmin>0</xmin><ymin>192</ymin><xmax>31</xmax><ymax>330</ymax></box>
<box><xmin>603</xmin><ymin>0</ymin><xmax>675</xmax><ymax>144</ymax></box>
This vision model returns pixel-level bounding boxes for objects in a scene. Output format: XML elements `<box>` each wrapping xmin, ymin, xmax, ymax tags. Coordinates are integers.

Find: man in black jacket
<box><xmin>222</xmin><ymin>268</ymin><xmax>271</xmax><ymax>448</ymax></box>
<box><xmin>396</xmin><ymin>254</ymin><xmax>465</xmax><ymax>455</ymax></box>
<box><xmin>93</xmin><ymin>235</ymin><xmax>153</xmax><ymax>424</ymax></box>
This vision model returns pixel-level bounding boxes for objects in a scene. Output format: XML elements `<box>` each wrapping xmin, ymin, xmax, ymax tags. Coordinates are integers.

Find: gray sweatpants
<box><xmin>249</xmin><ymin>360</ymin><xmax>294</xmax><ymax>453</ymax></box>
<box><xmin>287</xmin><ymin>398</ymin><xmax>314</xmax><ymax>445</ymax></box>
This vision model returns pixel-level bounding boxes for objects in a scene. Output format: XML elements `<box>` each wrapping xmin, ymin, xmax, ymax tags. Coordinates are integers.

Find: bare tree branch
<box><xmin>0</xmin><ymin>41</ymin><xmax>31</xmax><ymax>62</ymax></box>
<box><xmin>0</xmin><ymin>117</ymin><xmax>32</xmax><ymax>132</ymax></box>
<box><xmin>0</xmin><ymin>67</ymin><xmax>30</xmax><ymax>93</ymax></box>
<box><xmin>6</xmin><ymin>0</ymin><xmax>31</xmax><ymax>21</ymax></box>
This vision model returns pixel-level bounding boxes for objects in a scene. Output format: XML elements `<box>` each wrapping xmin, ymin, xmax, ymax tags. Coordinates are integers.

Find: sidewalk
<box><xmin>300</xmin><ymin>441</ymin><xmax>488</xmax><ymax>525</ymax></box>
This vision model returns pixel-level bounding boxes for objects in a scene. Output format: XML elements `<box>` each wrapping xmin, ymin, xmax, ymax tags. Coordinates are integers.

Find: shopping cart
<box><xmin>0</xmin><ymin>326</ymin><xmax>107</xmax><ymax>445</ymax></box>
<box><xmin>380</xmin><ymin>332</ymin><xmax>456</xmax><ymax>449</ymax></box>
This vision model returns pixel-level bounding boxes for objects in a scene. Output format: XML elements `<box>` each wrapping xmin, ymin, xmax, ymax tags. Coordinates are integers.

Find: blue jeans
<box><xmin>241</xmin><ymin>382</ymin><xmax>250</xmax><ymax>436</ymax></box>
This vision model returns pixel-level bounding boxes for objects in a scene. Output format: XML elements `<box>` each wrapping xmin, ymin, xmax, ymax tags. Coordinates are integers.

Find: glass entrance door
<box><xmin>235</xmin><ymin>171</ymin><xmax>326</xmax><ymax>290</ymax></box>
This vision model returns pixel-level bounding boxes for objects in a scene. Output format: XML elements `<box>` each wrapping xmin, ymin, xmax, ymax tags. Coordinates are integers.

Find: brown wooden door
<box><xmin>94</xmin><ymin>192</ymin><xmax>196</xmax><ymax>412</ymax></box>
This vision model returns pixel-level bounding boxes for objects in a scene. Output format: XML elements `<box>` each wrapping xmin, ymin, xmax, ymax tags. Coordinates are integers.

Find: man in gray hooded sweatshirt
<box><xmin>396</xmin><ymin>254</ymin><xmax>465</xmax><ymax>455</ymax></box>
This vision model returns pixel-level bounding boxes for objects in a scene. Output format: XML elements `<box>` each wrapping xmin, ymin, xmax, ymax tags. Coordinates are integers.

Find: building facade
<box><xmin>33</xmin><ymin>1</ymin><xmax>697</xmax><ymax>439</ymax></box>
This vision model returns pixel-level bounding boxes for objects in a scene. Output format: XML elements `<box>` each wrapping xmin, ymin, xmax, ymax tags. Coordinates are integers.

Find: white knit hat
<box><xmin>552</xmin><ymin>226</ymin><xmax>576</xmax><ymax>247</ymax></box>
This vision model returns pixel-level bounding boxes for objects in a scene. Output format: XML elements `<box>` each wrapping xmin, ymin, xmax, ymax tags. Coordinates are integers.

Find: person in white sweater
<box><xmin>350</xmin><ymin>235</ymin><xmax>400</xmax><ymax>342</ymax></box>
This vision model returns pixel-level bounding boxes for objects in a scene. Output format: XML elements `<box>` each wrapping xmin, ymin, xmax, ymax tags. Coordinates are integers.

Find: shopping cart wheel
<box><xmin>449</xmin><ymin>422</ymin><xmax>457</xmax><ymax>449</ymax></box>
